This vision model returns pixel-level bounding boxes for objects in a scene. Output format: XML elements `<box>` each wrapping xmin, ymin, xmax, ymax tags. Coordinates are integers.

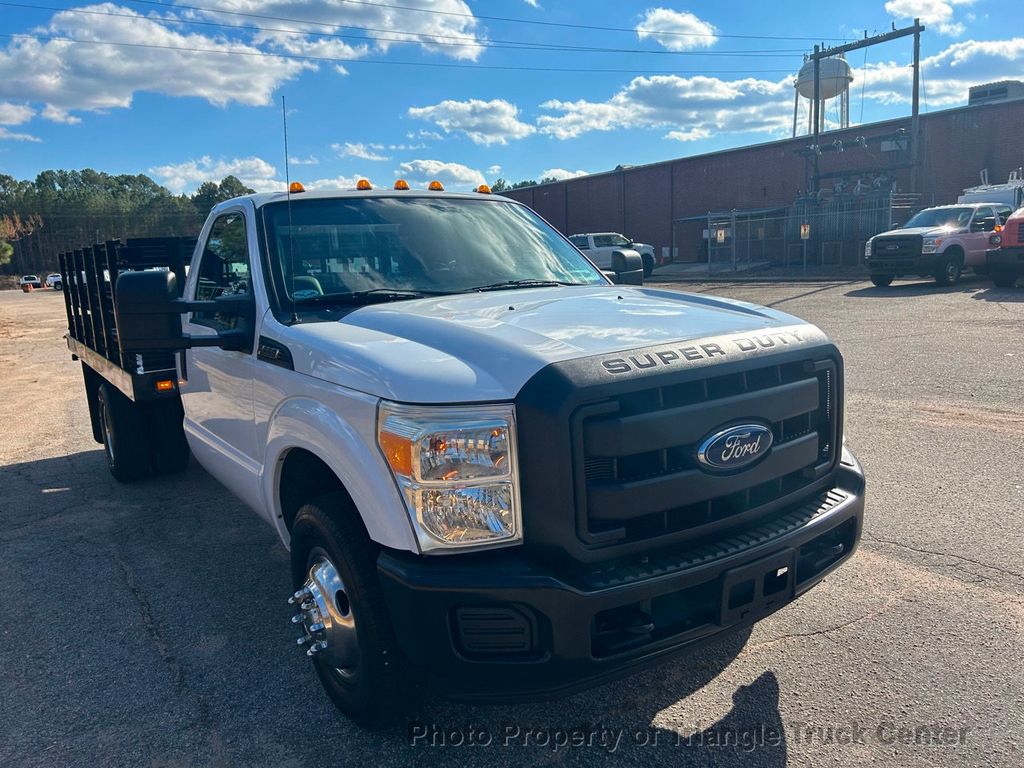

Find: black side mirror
<box><xmin>610</xmin><ymin>249</ymin><xmax>644</xmax><ymax>286</ymax></box>
<box><xmin>890</xmin><ymin>222</ymin><xmax>901</xmax><ymax>229</ymax></box>
<box><xmin>114</xmin><ymin>270</ymin><xmax>255</xmax><ymax>355</ymax></box>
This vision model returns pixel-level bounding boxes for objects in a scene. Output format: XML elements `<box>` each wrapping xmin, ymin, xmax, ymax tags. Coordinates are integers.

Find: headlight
<box><xmin>990</xmin><ymin>233</ymin><xmax>1002</xmax><ymax>247</ymax></box>
<box><xmin>922</xmin><ymin>237</ymin><xmax>942</xmax><ymax>254</ymax></box>
<box><xmin>377</xmin><ymin>401</ymin><xmax>521</xmax><ymax>552</ymax></box>
<box><xmin>864</xmin><ymin>239</ymin><xmax>872</xmax><ymax>257</ymax></box>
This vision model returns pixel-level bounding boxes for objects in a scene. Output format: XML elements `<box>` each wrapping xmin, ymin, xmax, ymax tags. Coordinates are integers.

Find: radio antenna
<box><xmin>282</xmin><ymin>94</ymin><xmax>299</xmax><ymax>323</ymax></box>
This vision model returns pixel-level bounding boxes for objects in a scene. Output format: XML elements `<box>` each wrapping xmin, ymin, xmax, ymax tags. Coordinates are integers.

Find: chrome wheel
<box><xmin>289</xmin><ymin>549</ymin><xmax>360</xmax><ymax>679</ymax></box>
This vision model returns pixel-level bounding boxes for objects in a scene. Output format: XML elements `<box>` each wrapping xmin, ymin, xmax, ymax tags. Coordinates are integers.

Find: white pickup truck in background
<box><xmin>60</xmin><ymin>181</ymin><xmax>864</xmax><ymax>729</ymax></box>
<box><xmin>569</xmin><ymin>232</ymin><xmax>657</xmax><ymax>277</ymax></box>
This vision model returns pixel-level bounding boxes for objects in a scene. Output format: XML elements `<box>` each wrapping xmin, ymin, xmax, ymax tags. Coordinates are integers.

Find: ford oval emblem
<box><xmin>697</xmin><ymin>424</ymin><xmax>774</xmax><ymax>471</ymax></box>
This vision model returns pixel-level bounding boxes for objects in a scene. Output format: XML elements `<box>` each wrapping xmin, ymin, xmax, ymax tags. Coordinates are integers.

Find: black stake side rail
<box><xmin>58</xmin><ymin>237</ymin><xmax>197</xmax><ymax>402</ymax></box>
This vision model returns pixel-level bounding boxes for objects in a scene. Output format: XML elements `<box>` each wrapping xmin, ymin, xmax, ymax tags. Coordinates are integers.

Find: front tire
<box><xmin>870</xmin><ymin>274</ymin><xmax>894</xmax><ymax>287</ymax></box>
<box><xmin>289</xmin><ymin>492</ymin><xmax>414</xmax><ymax>729</ymax></box>
<box><xmin>992</xmin><ymin>269</ymin><xmax>1018</xmax><ymax>288</ymax></box>
<box><xmin>935</xmin><ymin>253</ymin><xmax>962</xmax><ymax>286</ymax></box>
<box><xmin>642</xmin><ymin>254</ymin><xmax>654</xmax><ymax>278</ymax></box>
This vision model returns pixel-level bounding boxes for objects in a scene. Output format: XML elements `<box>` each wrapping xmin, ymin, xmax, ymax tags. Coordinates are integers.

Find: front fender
<box><xmin>262</xmin><ymin>393</ymin><xmax>418</xmax><ymax>553</ymax></box>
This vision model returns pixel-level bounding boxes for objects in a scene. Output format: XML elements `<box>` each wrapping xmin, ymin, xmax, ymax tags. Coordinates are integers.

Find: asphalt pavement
<box><xmin>0</xmin><ymin>277</ymin><xmax>1021</xmax><ymax>767</ymax></box>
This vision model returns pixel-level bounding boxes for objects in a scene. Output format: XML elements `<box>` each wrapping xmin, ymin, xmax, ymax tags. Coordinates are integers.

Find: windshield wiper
<box><xmin>292</xmin><ymin>288</ymin><xmax>448</xmax><ymax>306</ymax></box>
<box><xmin>462</xmin><ymin>279</ymin><xmax>577</xmax><ymax>293</ymax></box>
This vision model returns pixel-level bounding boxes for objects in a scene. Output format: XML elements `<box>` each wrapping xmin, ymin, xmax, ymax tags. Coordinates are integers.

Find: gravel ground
<box><xmin>0</xmin><ymin>278</ymin><xmax>1021</xmax><ymax>767</ymax></box>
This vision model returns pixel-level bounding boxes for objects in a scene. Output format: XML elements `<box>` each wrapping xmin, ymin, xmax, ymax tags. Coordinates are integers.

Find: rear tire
<box><xmin>289</xmin><ymin>492</ymin><xmax>415</xmax><ymax>729</ymax></box>
<box><xmin>870</xmin><ymin>274</ymin><xmax>894</xmax><ymax>287</ymax></box>
<box><xmin>935</xmin><ymin>253</ymin><xmax>962</xmax><ymax>286</ymax></box>
<box><xmin>642</xmin><ymin>254</ymin><xmax>654</xmax><ymax>278</ymax></box>
<box><xmin>97</xmin><ymin>383</ymin><xmax>154</xmax><ymax>483</ymax></box>
<box><xmin>992</xmin><ymin>269</ymin><xmax>1018</xmax><ymax>288</ymax></box>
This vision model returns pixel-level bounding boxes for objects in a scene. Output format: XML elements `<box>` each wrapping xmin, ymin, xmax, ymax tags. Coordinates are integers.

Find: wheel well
<box><xmin>278</xmin><ymin>448</ymin><xmax>347</xmax><ymax>532</ymax></box>
<box><xmin>944</xmin><ymin>246</ymin><xmax>964</xmax><ymax>264</ymax></box>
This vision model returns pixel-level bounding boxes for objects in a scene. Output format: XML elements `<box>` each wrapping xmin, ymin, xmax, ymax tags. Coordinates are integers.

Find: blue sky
<box><xmin>0</xmin><ymin>0</ymin><xmax>1019</xmax><ymax>192</ymax></box>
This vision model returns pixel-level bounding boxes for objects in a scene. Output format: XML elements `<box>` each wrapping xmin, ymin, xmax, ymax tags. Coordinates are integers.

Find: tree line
<box><xmin>0</xmin><ymin>169</ymin><xmax>254</xmax><ymax>276</ymax></box>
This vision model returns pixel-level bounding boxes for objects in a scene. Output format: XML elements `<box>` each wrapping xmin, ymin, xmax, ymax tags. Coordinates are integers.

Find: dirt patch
<box><xmin>912</xmin><ymin>402</ymin><xmax>1024</xmax><ymax>437</ymax></box>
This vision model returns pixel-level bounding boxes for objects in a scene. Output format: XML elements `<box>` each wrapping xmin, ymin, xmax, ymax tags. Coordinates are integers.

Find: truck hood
<box><xmin>873</xmin><ymin>226</ymin><xmax>958</xmax><ymax>239</ymax></box>
<box><xmin>284</xmin><ymin>285</ymin><xmax>827</xmax><ymax>402</ymax></box>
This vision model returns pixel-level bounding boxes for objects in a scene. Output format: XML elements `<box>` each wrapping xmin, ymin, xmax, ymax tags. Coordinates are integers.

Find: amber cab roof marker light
<box><xmin>394</xmin><ymin>179</ymin><xmax>410</xmax><ymax>190</ymax></box>
<box><xmin>428</xmin><ymin>180</ymin><xmax>445</xmax><ymax>191</ymax></box>
<box><xmin>356</xmin><ymin>179</ymin><xmax>373</xmax><ymax>190</ymax></box>
<box><xmin>476</xmin><ymin>184</ymin><xmax>492</xmax><ymax>194</ymax></box>
<box><xmin>288</xmin><ymin>182</ymin><xmax>305</xmax><ymax>193</ymax></box>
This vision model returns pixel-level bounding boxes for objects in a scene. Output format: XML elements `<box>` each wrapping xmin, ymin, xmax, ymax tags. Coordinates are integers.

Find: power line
<box><xmin>0</xmin><ymin>32</ymin><xmax>800</xmax><ymax>75</ymax></box>
<box><xmin>0</xmin><ymin>3</ymin><xmax>808</xmax><ymax>57</ymax></box>
<box><xmin>121</xmin><ymin>0</ymin><xmax>850</xmax><ymax>43</ymax></box>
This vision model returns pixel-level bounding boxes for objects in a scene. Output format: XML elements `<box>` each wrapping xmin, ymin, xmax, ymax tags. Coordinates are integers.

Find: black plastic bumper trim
<box><xmin>376</xmin><ymin>454</ymin><xmax>865</xmax><ymax>701</ymax></box>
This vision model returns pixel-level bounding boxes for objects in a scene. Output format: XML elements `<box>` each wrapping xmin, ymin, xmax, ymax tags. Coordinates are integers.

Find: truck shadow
<box><xmin>843</xmin><ymin>275</ymin><xmax>992</xmax><ymax>298</ymax></box>
<box><xmin>0</xmin><ymin>449</ymin><xmax>787</xmax><ymax>767</ymax></box>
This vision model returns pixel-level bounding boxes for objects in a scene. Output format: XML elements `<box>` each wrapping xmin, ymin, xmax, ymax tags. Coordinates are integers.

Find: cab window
<box><xmin>592</xmin><ymin>234</ymin><xmax>615</xmax><ymax>248</ymax></box>
<box><xmin>609</xmin><ymin>234</ymin><xmax>631</xmax><ymax>247</ymax></box>
<box><xmin>569</xmin><ymin>235</ymin><xmax>590</xmax><ymax>250</ymax></box>
<box><xmin>193</xmin><ymin>212</ymin><xmax>251</xmax><ymax>330</ymax></box>
<box><xmin>971</xmin><ymin>207</ymin><xmax>998</xmax><ymax>232</ymax></box>
<box><xmin>996</xmin><ymin>207</ymin><xmax>1014</xmax><ymax>225</ymax></box>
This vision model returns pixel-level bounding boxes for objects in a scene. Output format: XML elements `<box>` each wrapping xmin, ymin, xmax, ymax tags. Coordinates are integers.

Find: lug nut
<box><xmin>301</xmin><ymin>601</ymin><xmax>315</xmax><ymax>611</ymax></box>
<box><xmin>306</xmin><ymin>641</ymin><xmax>327</xmax><ymax>657</ymax></box>
<box><xmin>309</xmin><ymin>622</ymin><xmax>325</xmax><ymax>633</ymax></box>
<box><xmin>296</xmin><ymin>635</ymin><xmax>312</xmax><ymax>645</ymax></box>
<box><xmin>288</xmin><ymin>587</ymin><xmax>311</xmax><ymax>605</ymax></box>
<box><xmin>290</xmin><ymin>613</ymin><xmax>306</xmax><ymax>624</ymax></box>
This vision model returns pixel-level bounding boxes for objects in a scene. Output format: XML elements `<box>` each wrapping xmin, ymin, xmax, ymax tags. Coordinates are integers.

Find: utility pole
<box><xmin>910</xmin><ymin>18</ymin><xmax>922</xmax><ymax>193</ymax></box>
<box><xmin>807</xmin><ymin>21</ymin><xmax>925</xmax><ymax>194</ymax></box>
<box><xmin>812</xmin><ymin>45</ymin><xmax>820</xmax><ymax>193</ymax></box>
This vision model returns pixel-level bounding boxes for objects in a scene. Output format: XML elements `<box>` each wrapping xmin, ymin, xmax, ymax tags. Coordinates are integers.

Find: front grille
<box><xmin>1014</xmin><ymin>222</ymin><xmax>1024</xmax><ymax>246</ymax></box>
<box><xmin>572</xmin><ymin>356</ymin><xmax>839</xmax><ymax>548</ymax></box>
<box><xmin>871</xmin><ymin>235</ymin><xmax>923</xmax><ymax>261</ymax></box>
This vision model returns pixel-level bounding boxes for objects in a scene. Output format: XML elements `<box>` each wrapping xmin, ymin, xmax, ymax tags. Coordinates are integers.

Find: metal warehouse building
<box><xmin>505</xmin><ymin>97</ymin><xmax>1024</xmax><ymax>269</ymax></box>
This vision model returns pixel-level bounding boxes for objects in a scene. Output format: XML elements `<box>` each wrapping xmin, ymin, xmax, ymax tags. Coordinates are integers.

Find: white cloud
<box><xmin>635</xmin><ymin>8</ymin><xmax>717</xmax><ymax>51</ymax></box>
<box><xmin>304</xmin><ymin>173</ymin><xmax>370</xmax><ymax>191</ymax></box>
<box><xmin>150</xmin><ymin>155</ymin><xmax>282</xmax><ymax>194</ymax></box>
<box><xmin>0</xmin><ymin>102</ymin><xmax>34</xmax><ymax>125</ymax></box>
<box><xmin>540</xmin><ymin>168</ymin><xmax>588</xmax><ymax>180</ymax></box>
<box><xmin>189</xmin><ymin>0</ymin><xmax>485</xmax><ymax>61</ymax></box>
<box><xmin>665</xmin><ymin>127</ymin><xmax>712</xmax><ymax>141</ymax></box>
<box><xmin>289</xmin><ymin>155</ymin><xmax>319</xmax><ymax>166</ymax></box>
<box><xmin>408</xmin><ymin>129</ymin><xmax>444</xmax><ymax>141</ymax></box>
<box><xmin>396</xmin><ymin>159</ymin><xmax>486</xmax><ymax>189</ymax></box>
<box><xmin>408</xmin><ymin>98</ymin><xmax>536</xmax><ymax>145</ymax></box>
<box><xmin>333</xmin><ymin>142</ymin><xmax>390</xmax><ymax>161</ymax></box>
<box><xmin>0</xmin><ymin>0</ymin><xmax>486</xmax><ymax>127</ymax></box>
<box><xmin>856</xmin><ymin>37</ymin><xmax>1024</xmax><ymax>107</ymax></box>
<box><xmin>0</xmin><ymin>4</ymin><xmax>311</xmax><ymax>122</ymax></box>
<box><xmin>538</xmin><ymin>74</ymin><xmax>792</xmax><ymax>140</ymax></box>
<box><xmin>0</xmin><ymin>127</ymin><xmax>41</xmax><ymax>142</ymax></box>
<box><xmin>884</xmin><ymin>0</ymin><xmax>973</xmax><ymax>36</ymax></box>
<box><xmin>487</xmin><ymin>164</ymin><xmax>502</xmax><ymax>176</ymax></box>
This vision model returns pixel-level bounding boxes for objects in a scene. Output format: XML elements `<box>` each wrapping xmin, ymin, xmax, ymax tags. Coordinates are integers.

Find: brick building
<box><xmin>505</xmin><ymin>98</ymin><xmax>1024</xmax><ymax>265</ymax></box>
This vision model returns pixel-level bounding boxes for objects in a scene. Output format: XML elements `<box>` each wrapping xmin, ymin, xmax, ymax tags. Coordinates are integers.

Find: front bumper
<box><xmin>987</xmin><ymin>247</ymin><xmax>1024</xmax><ymax>271</ymax></box>
<box><xmin>865</xmin><ymin>253</ymin><xmax>936</xmax><ymax>274</ymax></box>
<box><xmin>378</xmin><ymin>449</ymin><xmax>865</xmax><ymax>701</ymax></box>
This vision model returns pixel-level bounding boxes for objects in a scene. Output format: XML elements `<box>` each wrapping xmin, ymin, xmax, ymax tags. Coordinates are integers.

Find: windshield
<box><xmin>903</xmin><ymin>207</ymin><xmax>973</xmax><ymax>229</ymax></box>
<box><xmin>260</xmin><ymin>196</ymin><xmax>606</xmax><ymax>307</ymax></box>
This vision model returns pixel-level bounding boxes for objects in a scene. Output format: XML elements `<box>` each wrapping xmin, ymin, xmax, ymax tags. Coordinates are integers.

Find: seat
<box><xmin>291</xmin><ymin>275</ymin><xmax>324</xmax><ymax>297</ymax></box>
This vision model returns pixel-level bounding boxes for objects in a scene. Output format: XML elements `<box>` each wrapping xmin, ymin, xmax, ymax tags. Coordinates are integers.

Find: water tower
<box><xmin>792</xmin><ymin>55</ymin><xmax>853</xmax><ymax>137</ymax></box>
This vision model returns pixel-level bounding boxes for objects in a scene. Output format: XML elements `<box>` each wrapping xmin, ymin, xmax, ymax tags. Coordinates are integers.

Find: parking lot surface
<box><xmin>1</xmin><ymin>278</ymin><xmax>1022</xmax><ymax>767</ymax></box>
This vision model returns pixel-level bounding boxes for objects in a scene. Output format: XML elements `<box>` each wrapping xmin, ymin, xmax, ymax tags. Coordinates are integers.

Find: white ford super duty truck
<box><xmin>60</xmin><ymin>181</ymin><xmax>865</xmax><ymax>729</ymax></box>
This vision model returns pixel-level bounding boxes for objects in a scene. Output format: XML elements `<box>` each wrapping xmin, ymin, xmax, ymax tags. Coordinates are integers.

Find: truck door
<box><xmin>967</xmin><ymin>207</ymin><xmax>997</xmax><ymax>265</ymax></box>
<box><xmin>180</xmin><ymin>209</ymin><xmax>259</xmax><ymax>469</ymax></box>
